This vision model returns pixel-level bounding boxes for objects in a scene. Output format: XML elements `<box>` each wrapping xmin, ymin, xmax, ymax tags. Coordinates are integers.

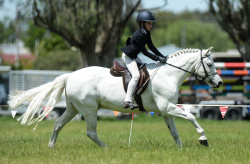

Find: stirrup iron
<box><xmin>122</xmin><ymin>101</ymin><xmax>139</xmax><ymax>109</ymax></box>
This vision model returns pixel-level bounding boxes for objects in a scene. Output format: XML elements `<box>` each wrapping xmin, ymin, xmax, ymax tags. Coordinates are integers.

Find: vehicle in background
<box><xmin>0</xmin><ymin>84</ymin><xmax>7</xmax><ymax>105</ymax></box>
<box><xmin>193</xmin><ymin>99</ymin><xmax>250</xmax><ymax>120</ymax></box>
<box><xmin>97</xmin><ymin>108</ymin><xmax>132</xmax><ymax>120</ymax></box>
<box><xmin>0</xmin><ymin>70</ymin><xmax>71</xmax><ymax>119</ymax></box>
<box><xmin>0</xmin><ymin>70</ymin><xmax>130</xmax><ymax>120</ymax></box>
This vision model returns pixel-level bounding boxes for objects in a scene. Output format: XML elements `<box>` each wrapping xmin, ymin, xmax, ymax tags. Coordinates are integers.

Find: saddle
<box><xmin>110</xmin><ymin>61</ymin><xmax>150</xmax><ymax>111</ymax></box>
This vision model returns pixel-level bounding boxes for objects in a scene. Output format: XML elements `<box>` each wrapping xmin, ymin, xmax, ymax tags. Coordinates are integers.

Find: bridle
<box><xmin>194</xmin><ymin>49</ymin><xmax>218</xmax><ymax>81</ymax></box>
<box><xmin>165</xmin><ymin>49</ymin><xmax>218</xmax><ymax>82</ymax></box>
<box><xmin>138</xmin><ymin>50</ymin><xmax>218</xmax><ymax>94</ymax></box>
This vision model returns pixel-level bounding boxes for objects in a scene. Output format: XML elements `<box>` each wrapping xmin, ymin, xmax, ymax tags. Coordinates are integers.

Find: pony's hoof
<box><xmin>199</xmin><ymin>140</ymin><xmax>209</xmax><ymax>146</ymax></box>
<box><xmin>48</xmin><ymin>144</ymin><xmax>55</xmax><ymax>149</ymax></box>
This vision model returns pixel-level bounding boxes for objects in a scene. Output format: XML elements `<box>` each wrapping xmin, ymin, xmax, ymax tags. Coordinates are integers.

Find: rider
<box><xmin>120</xmin><ymin>10</ymin><xmax>166</xmax><ymax>109</ymax></box>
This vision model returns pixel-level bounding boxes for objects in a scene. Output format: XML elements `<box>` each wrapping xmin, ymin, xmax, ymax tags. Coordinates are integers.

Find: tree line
<box><xmin>0</xmin><ymin>0</ymin><xmax>249</xmax><ymax>70</ymax></box>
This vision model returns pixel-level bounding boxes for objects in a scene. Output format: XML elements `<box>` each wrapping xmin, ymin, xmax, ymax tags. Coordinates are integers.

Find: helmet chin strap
<box><xmin>139</xmin><ymin>22</ymin><xmax>147</xmax><ymax>34</ymax></box>
<box><xmin>143</xmin><ymin>22</ymin><xmax>148</xmax><ymax>31</ymax></box>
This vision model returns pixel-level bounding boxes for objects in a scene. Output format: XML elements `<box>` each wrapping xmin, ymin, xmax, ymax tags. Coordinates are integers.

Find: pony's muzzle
<box><xmin>213</xmin><ymin>80</ymin><xmax>223</xmax><ymax>88</ymax></box>
<box><xmin>209</xmin><ymin>79</ymin><xmax>223</xmax><ymax>88</ymax></box>
<box><xmin>217</xmin><ymin>81</ymin><xmax>223</xmax><ymax>88</ymax></box>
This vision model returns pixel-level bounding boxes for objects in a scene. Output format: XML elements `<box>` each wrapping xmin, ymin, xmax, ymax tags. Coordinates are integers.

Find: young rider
<box><xmin>120</xmin><ymin>10</ymin><xmax>166</xmax><ymax>109</ymax></box>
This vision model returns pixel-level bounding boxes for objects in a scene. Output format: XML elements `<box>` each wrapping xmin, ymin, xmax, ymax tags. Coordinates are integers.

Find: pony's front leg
<box><xmin>163</xmin><ymin>116</ymin><xmax>182</xmax><ymax>148</ymax></box>
<box><xmin>191</xmin><ymin>118</ymin><xmax>208</xmax><ymax>146</ymax></box>
<box><xmin>161</xmin><ymin>103</ymin><xmax>208</xmax><ymax>146</ymax></box>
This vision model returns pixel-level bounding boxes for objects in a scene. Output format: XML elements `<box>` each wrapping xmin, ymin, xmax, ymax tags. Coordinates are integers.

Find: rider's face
<box><xmin>144</xmin><ymin>22</ymin><xmax>153</xmax><ymax>31</ymax></box>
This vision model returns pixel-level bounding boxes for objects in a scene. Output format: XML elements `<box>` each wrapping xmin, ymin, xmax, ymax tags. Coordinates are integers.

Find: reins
<box><xmin>137</xmin><ymin>49</ymin><xmax>218</xmax><ymax>94</ymax></box>
<box><xmin>165</xmin><ymin>62</ymin><xmax>195</xmax><ymax>76</ymax></box>
<box><xmin>165</xmin><ymin>49</ymin><xmax>218</xmax><ymax>81</ymax></box>
<box><xmin>136</xmin><ymin>62</ymin><xmax>162</xmax><ymax>94</ymax></box>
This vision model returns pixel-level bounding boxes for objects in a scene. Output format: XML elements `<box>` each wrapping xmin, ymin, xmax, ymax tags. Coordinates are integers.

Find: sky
<box><xmin>0</xmin><ymin>0</ymin><xmax>208</xmax><ymax>21</ymax></box>
<box><xmin>143</xmin><ymin>0</ymin><xmax>208</xmax><ymax>13</ymax></box>
<box><xmin>0</xmin><ymin>0</ymin><xmax>26</xmax><ymax>20</ymax></box>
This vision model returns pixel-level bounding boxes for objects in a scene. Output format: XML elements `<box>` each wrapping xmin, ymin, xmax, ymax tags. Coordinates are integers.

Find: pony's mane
<box><xmin>167</xmin><ymin>48</ymin><xmax>200</xmax><ymax>58</ymax></box>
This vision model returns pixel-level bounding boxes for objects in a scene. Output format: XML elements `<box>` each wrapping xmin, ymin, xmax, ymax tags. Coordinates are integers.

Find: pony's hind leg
<box><xmin>48</xmin><ymin>103</ymin><xmax>78</xmax><ymax>148</ymax></box>
<box><xmin>71</xmin><ymin>99</ymin><xmax>107</xmax><ymax>147</ymax></box>
<box><xmin>84</xmin><ymin>113</ymin><xmax>108</xmax><ymax>147</ymax></box>
<box><xmin>163</xmin><ymin>116</ymin><xmax>182</xmax><ymax>148</ymax></box>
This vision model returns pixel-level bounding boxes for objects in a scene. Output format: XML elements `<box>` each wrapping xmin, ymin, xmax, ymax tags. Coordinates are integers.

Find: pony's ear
<box><xmin>208</xmin><ymin>47</ymin><xmax>213</xmax><ymax>52</ymax></box>
<box><xmin>204</xmin><ymin>47</ymin><xmax>213</xmax><ymax>56</ymax></box>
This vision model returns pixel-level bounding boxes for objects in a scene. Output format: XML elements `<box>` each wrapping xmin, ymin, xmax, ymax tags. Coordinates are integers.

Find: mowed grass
<box><xmin>0</xmin><ymin>113</ymin><xmax>250</xmax><ymax>164</ymax></box>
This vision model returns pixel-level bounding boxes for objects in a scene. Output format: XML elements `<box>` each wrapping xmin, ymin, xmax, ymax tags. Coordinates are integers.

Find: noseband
<box><xmin>165</xmin><ymin>49</ymin><xmax>218</xmax><ymax>82</ymax></box>
<box><xmin>195</xmin><ymin>50</ymin><xmax>218</xmax><ymax>81</ymax></box>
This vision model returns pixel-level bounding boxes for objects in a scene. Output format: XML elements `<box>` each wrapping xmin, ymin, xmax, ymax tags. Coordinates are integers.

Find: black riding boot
<box><xmin>123</xmin><ymin>101</ymin><xmax>139</xmax><ymax>109</ymax></box>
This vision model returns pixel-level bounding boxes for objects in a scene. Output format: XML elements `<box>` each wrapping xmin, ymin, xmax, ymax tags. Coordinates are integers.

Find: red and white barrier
<box><xmin>215</xmin><ymin>62</ymin><xmax>250</xmax><ymax>68</ymax></box>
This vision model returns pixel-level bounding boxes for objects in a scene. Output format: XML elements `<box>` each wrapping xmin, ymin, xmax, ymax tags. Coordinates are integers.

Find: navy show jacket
<box><xmin>120</xmin><ymin>27</ymin><xmax>164</xmax><ymax>61</ymax></box>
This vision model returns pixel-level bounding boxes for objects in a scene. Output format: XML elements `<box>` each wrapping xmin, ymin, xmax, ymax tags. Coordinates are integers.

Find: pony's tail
<box><xmin>8</xmin><ymin>73</ymin><xmax>71</xmax><ymax>126</ymax></box>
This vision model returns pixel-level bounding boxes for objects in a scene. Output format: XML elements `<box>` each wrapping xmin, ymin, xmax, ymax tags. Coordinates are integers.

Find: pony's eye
<box><xmin>207</xmin><ymin>63</ymin><xmax>212</xmax><ymax>66</ymax></box>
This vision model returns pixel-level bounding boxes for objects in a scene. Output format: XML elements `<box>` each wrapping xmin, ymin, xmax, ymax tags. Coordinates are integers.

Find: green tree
<box><xmin>21</xmin><ymin>21</ymin><xmax>46</xmax><ymax>52</ymax></box>
<box><xmin>33</xmin><ymin>50</ymin><xmax>81</xmax><ymax>71</ymax></box>
<box><xmin>209</xmin><ymin>0</ymin><xmax>250</xmax><ymax>61</ymax></box>
<box><xmin>26</xmin><ymin>0</ymin><xmax>141</xmax><ymax>67</ymax></box>
<box><xmin>151</xmin><ymin>19</ymin><xmax>235</xmax><ymax>52</ymax></box>
<box><xmin>34</xmin><ymin>32</ymin><xmax>70</xmax><ymax>57</ymax></box>
<box><xmin>30</xmin><ymin>30</ymin><xmax>75</xmax><ymax>70</ymax></box>
<box><xmin>0</xmin><ymin>19</ymin><xmax>16</xmax><ymax>43</ymax></box>
<box><xmin>0</xmin><ymin>21</ymin><xmax>4</xmax><ymax>43</ymax></box>
<box><xmin>116</xmin><ymin>18</ymin><xmax>138</xmax><ymax>58</ymax></box>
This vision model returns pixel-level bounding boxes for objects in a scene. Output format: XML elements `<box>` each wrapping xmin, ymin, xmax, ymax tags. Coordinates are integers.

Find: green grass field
<box><xmin>0</xmin><ymin>113</ymin><xmax>250</xmax><ymax>164</ymax></box>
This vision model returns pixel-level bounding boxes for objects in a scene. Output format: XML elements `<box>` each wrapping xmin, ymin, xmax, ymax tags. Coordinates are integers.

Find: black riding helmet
<box><xmin>137</xmin><ymin>11</ymin><xmax>156</xmax><ymax>23</ymax></box>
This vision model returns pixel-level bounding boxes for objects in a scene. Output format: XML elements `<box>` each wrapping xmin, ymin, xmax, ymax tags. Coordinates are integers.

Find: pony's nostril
<box><xmin>218</xmin><ymin>81</ymin><xmax>223</xmax><ymax>87</ymax></box>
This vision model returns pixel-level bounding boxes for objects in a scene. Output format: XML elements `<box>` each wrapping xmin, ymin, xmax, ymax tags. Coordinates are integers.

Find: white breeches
<box><xmin>122</xmin><ymin>53</ymin><xmax>143</xmax><ymax>102</ymax></box>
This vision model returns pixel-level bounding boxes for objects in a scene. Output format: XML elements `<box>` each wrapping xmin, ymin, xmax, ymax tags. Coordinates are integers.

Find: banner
<box><xmin>114</xmin><ymin>111</ymin><xmax>119</xmax><ymax>117</ymax></box>
<box><xmin>11</xmin><ymin>110</ymin><xmax>17</xmax><ymax>118</ymax></box>
<box><xmin>219</xmin><ymin>106</ymin><xmax>229</xmax><ymax>118</ymax></box>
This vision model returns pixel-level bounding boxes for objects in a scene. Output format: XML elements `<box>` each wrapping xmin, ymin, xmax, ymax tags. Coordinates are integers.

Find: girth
<box><xmin>110</xmin><ymin>61</ymin><xmax>150</xmax><ymax>111</ymax></box>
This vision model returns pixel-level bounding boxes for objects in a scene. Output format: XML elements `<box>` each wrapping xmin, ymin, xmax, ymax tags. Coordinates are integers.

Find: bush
<box><xmin>33</xmin><ymin>50</ymin><xmax>82</xmax><ymax>71</ymax></box>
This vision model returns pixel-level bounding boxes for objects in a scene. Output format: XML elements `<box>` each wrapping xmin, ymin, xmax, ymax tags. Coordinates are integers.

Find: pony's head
<box><xmin>194</xmin><ymin>47</ymin><xmax>223</xmax><ymax>88</ymax></box>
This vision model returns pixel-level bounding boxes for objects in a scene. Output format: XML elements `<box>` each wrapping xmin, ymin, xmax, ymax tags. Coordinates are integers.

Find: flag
<box><xmin>43</xmin><ymin>106</ymin><xmax>52</xmax><ymax>117</ymax></box>
<box><xmin>11</xmin><ymin>110</ymin><xmax>17</xmax><ymax>118</ymax></box>
<box><xmin>219</xmin><ymin>106</ymin><xmax>229</xmax><ymax>118</ymax></box>
<box><xmin>114</xmin><ymin>111</ymin><xmax>119</xmax><ymax>117</ymax></box>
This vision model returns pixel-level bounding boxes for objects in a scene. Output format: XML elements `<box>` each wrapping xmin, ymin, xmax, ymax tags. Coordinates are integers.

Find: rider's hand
<box><xmin>158</xmin><ymin>56</ymin><xmax>166</xmax><ymax>63</ymax></box>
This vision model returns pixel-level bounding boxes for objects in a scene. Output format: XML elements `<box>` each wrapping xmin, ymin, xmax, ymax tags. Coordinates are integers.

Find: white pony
<box><xmin>8</xmin><ymin>47</ymin><xmax>222</xmax><ymax>148</ymax></box>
